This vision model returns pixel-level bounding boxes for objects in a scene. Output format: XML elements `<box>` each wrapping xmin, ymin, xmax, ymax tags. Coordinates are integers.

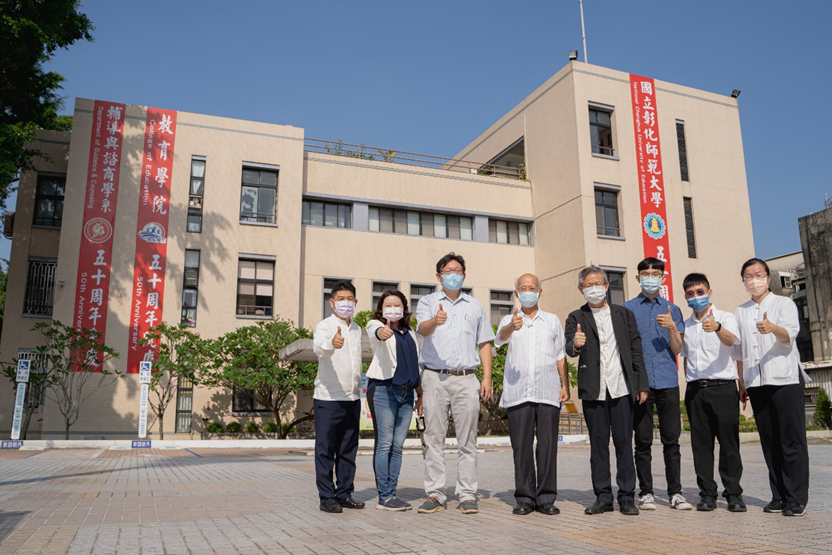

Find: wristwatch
<box><xmin>716</xmin><ymin>322</ymin><xmax>722</xmax><ymax>333</ymax></box>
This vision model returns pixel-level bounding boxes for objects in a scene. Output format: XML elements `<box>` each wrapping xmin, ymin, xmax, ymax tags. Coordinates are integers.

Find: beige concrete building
<box><xmin>1</xmin><ymin>61</ymin><xmax>755</xmax><ymax>439</ymax></box>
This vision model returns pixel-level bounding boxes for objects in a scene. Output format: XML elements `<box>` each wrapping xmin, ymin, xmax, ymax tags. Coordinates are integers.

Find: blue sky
<box><xmin>3</xmin><ymin>0</ymin><xmax>830</xmax><ymax>263</ymax></box>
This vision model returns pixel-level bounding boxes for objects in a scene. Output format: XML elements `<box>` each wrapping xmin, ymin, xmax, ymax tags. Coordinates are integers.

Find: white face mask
<box><xmin>582</xmin><ymin>285</ymin><xmax>607</xmax><ymax>305</ymax></box>
<box><xmin>333</xmin><ymin>300</ymin><xmax>355</xmax><ymax>319</ymax></box>
<box><xmin>382</xmin><ymin>306</ymin><xmax>404</xmax><ymax>322</ymax></box>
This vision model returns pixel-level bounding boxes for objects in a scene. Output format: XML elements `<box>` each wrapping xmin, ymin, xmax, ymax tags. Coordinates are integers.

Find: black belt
<box><xmin>426</xmin><ymin>368</ymin><xmax>477</xmax><ymax>376</ymax></box>
<box><xmin>692</xmin><ymin>379</ymin><xmax>735</xmax><ymax>388</ymax></box>
<box><xmin>371</xmin><ymin>379</ymin><xmax>418</xmax><ymax>390</ymax></box>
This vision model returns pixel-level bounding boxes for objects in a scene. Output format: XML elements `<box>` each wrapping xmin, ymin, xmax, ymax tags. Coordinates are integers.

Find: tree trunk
<box><xmin>158</xmin><ymin>414</ymin><xmax>164</xmax><ymax>440</ymax></box>
<box><xmin>20</xmin><ymin>407</ymin><xmax>35</xmax><ymax>440</ymax></box>
<box><xmin>65</xmin><ymin>420</ymin><xmax>70</xmax><ymax>440</ymax></box>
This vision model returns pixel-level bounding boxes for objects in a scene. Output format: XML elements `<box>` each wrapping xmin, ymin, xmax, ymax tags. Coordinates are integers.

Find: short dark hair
<box><xmin>740</xmin><ymin>258</ymin><xmax>770</xmax><ymax>278</ymax></box>
<box><xmin>683</xmin><ymin>273</ymin><xmax>710</xmax><ymax>291</ymax></box>
<box><xmin>329</xmin><ymin>281</ymin><xmax>356</xmax><ymax>299</ymax></box>
<box><xmin>436</xmin><ymin>252</ymin><xmax>466</xmax><ymax>274</ymax></box>
<box><xmin>637</xmin><ymin>257</ymin><xmax>665</xmax><ymax>273</ymax></box>
<box><xmin>372</xmin><ymin>290</ymin><xmax>412</xmax><ymax>324</ymax></box>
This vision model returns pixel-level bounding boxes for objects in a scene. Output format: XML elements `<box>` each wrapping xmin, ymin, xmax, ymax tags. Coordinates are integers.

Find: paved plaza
<box><xmin>1</xmin><ymin>439</ymin><xmax>831</xmax><ymax>555</ymax></box>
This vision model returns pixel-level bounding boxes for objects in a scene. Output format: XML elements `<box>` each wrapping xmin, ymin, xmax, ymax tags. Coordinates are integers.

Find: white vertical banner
<box><xmin>11</xmin><ymin>383</ymin><xmax>27</xmax><ymax>440</ymax></box>
<box><xmin>138</xmin><ymin>384</ymin><xmax>149</xmax><ymax>439</ymax></box>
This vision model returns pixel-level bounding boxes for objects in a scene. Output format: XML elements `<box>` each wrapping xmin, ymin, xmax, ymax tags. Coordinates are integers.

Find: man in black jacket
<box><xmin>564</xmin><ymin>266</ymin><xmax>649</xmax><ymax>516</ymax></box>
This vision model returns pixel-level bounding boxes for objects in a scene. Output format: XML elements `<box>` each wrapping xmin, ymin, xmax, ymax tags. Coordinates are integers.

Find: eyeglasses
<box><xmin>685</xmin><ymin>289</ymin><xmax>708</xmax><ymax>299</ymax></box>
<box><xmin>517</xmin><ymin>286</ymin><xmax>539</xmax><ymax>292</ymax></box>
<box><xmin>439</xmin><ymin>269</ymin><xmax>464</xmax><ymax>275</ymax></box>
<box><xmin>743</xmin><ymin>273</ymin><xmax>767</xmax><ymax>282</ymax></box>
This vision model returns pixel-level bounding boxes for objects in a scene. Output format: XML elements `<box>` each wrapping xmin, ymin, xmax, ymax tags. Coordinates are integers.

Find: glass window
<box><xmin>187</xmin><ymin>159</ymin><xmax>205</xmax><ymax>233</ymax></box>
<box><xmin>447</xmin><ymin>216</ymin><xmax>461</xmax><ymax>239</ymax></box>
<box><xmin>338</xmin><ymin>205</ymin><xmax>350</xmax><ymax>228</ymax></box>
<box><xmin>420</xmin><ymin>213</ymin><xmax>434</xmax><ymax>237</ymax></box>
<box><xmin>407</xmin><ymin>211</ymin><xmax>420</xmax><ymax>235</ymax></box>
<box><xmin>175</xmin><ymin>376</ymin><xmax>194</xmax><ymax>433</ymax></box>
<box><xmin>323</xmin><ymin>278</ymin><xmax>354</xmax><ymax>319</ymax></box>
<box><xmin>676</xmin><ymin>121</ymin><xmax>689</xmax><ymax>182</ymax></box>
<box><xmin>489</xmin><ymin>219</ymin><xmax>530</xmax><ymax>245</ymax></box>
<box><xmin>410</xmin><ymin>284</ymin><xmax>436</xmax><ymax>309</ymax></box>
<box><xmin>589</xmin><ymin>108</ymin><xmax>614</xmax><ymax>156</ymax></box>
<box><xmin>460</xmin><ymin>217</ymin><xmax>473</xmax><ymax>241</ymax></box>
<box><xmin>518</xmin><ymin>223</ymin><xmax>530</xmax><ymax>246</ymax></box>
<box><xmin>236</xmin><ymin>259</ymin><xmax>274</xmax><ymax>317</ymax></box>
<box><xmin>232</xmin><ymin>388</ymin><xmax>268</xmax><ymax>413</ymax></box>
<box><xmin>239</xmin><ymin>168</ymin><xmax>278</xmax><ymax>224</ymax></box>
<box><xmin>379</xmin><ymin>208</ymin><xmax>394</xmax><ymax>233</ymax></box>
<box><xmin>595</xmin><ymin>189</ymin><xmax>620</xmax><ymax>237</ymax></box>
<box><xmin>23</xmin><ymin>258</ymin><xmax>57</xmax><ymax>317</ymax></box>
<box><xmin>434</xmin><ymin>214</ymin><xmax>447</xmax><ymax>238</ymax></box>
<box><xmin>372</xmin><ymin>281</ymin><xmax>399</xmax><ymax>309</ymax></box>
<box><xmin>324</xmin><ymin>203</ymin><xmax>338</xmax><ymax>227</ymax></box>
<box><xmin>606</xmin><ymin>271</ymin><xmax>625</xmax><ymax>305</ymax></box>
<box><xmin>33</xmin><ymin>174</ymin><xmax>66</xmax><ymax>228</ymax></box>
<box><xmin>490</xmin><ymin>290</ymin><xmax>514</xmax><ymax>326</ymax></box>
<box><xmin>683</xmin><ymin>197</ymin><xmax>697</xmax><ymax>258</ymax></box>
<box><xmin>394</xmin><ymin>210</ymin><xmax>407</xmax><ymax>234</ymax></box>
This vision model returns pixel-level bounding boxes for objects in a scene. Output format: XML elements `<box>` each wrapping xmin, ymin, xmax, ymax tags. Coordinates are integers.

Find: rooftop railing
<box><xmin>304</xmin><ymin>137</ymin><xmax>525</xmax><ymax>180</ymax></box>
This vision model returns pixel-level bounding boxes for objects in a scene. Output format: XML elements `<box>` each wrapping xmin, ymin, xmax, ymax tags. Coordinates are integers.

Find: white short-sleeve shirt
<box><xmin>681</xmin><ymin>304</ymin><xmax>741</xmax><ymax>382</ymax></box>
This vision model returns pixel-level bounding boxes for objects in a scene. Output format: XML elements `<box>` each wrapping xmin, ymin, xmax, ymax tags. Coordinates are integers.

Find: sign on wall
<box><xmin>629</xmin><ymin>74</ymin><xmax>674</xmax><ymax>301</ymax></box>
<box><xmin>127</xmin><ymin>108</ymin><xmax>177</xmax><ymax>373</ymax></box>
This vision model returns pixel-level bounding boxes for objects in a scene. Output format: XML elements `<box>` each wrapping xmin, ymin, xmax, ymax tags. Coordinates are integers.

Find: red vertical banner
<box><xmin>629</xmin><ymin>75</ymin><xmax>674</xmax><ymax>301</ymax></box>
<box><xmin>74</xmin><ymin>101</ymin><xmax>126</xmax><ymax>340</ymax></box>
<box><xmin>127</xmin><ymin>108</ymin><xmax>177</xmax><ymax>373</ymax></box>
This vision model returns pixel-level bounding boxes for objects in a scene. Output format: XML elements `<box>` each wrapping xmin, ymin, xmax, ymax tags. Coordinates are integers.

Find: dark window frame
<box><xmin>23</xmin><ymin>258</ymin><xmax>57</xmax><ymax>317</ymax></box>
<box><xmin>236</xmin><ymin>258</ymin><xmax>275</xmax><ymax>317</ymax></box>
<box><xmin>589</xmin><ymin>108</ymin><xmax>615</xmax><ymax>156</ymax></box>
<box><xmin>605</xmin><ymin>271</ymin><xmax>626</xmax><ymax>305</ymax></box>
<box><xmin>33</xmin><ymin>173</ymin><xmax>66</xmax><ymax>228</ymax></box>
<box><xmin>489</xmin><ymin>290</ymin><xmax>514</xmax><ymax>326</ymax></box>
<box><xmin>302</xmin><ymin>200</ymin><xmax>352</xmax><ymax>229</ymax></box>
<box><xmin>239</xmin><ymin>167</ymin><xmax>278</xmax><ymax>224</ymax></box>
<box><xmin>488</xmin><ymin>219</ymin><xmax>532</xmax><ymax>245</ymax></box>
<box><xmin>369</xmin><ymin>207</ymin><xmax>473</xmax><ymax>241</ymax></box>
<box><xmin>595</xmin><ymin>188</ymin><xmax>621</xmax><ymax>237</ymax></box>
<box><xmin>188</xmin><ymin>158</ymin><xmax>206</xmax><ymax>233</ymax></box>
<box><xmin>175</xmin><ymin>376</ymin><xmax>194</xmax><ymax>433</ymax></box>
<box><xmin>683</xmin><ymin>197</ymin><xmax>697</xmax><ymax>259</ymax></box>
<box><xmin>232</xmin><ymin>388</ymin><xmax>269</xmax><ymax>413</ymax></box>
<box><xmin>181</xmin><ymin>250</ymin><xmax>200</xmax><ymax>326</ymax></box>
<box><xmin>323</xmin><ymin>277</ymin><xmax>354</xmax><ymax>319</ymax></box>
<box><xmin>676</xmin><ymin>121</ymin><xmax>689</xmax><ymax>182</ymax></box>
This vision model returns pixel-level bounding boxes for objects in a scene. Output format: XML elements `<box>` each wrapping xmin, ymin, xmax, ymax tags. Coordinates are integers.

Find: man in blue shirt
<box><xmin>622</xmin><ymin>258</ymin><xmax>691</xmax><ymax>511</ymax></box>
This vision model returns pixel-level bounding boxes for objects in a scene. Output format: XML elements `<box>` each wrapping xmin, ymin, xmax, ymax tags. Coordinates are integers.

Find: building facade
<box><xmin>0</xmin><ymin>61</ymin><xmax>755</xmax><ymax>439</ymax></box>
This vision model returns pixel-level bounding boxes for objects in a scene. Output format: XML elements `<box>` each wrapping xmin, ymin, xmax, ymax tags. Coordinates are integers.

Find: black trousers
<box><xmin>748</xmin><ymin>380</ymin><xmax>810</xmax><ymax>506</ymax></box>
<box><xmin>507</xmin><ymin>402</ymin><xmax>561</xmax><ymax>506</ymax></box>
<box><xmin>685</xmin><ymin>382</ymin><xmax>743</xmax><ymax>498</ymax></box>
<box><xmin>583</xmin><ymin>393</ymin><xmax>636</xmax><ymax>504</ymax></box>
<box><xmin>633</xmin><ymin>386</ymin><xmax>682</xmax><ymax>498</ymax></box>
<box><xmin>314</xmin><ymin>399</ymin><xmax>361</xmax><ymax>500</ymax></box>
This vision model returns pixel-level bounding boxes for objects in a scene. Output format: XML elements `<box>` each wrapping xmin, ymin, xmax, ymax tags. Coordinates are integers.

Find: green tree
<box><xmin>1</xmin><ymin>1</ymin><xmax>93</xmax><ymax>207</ymax></box>
<box><xmin>139</xmin><ymin>322</ymin><xmax>208</xmax><ymax>439</ymax></box>
<box><xmin>815</xmin><ymin>387</ymin><xmax>831</xmax><ymax>430</ymax></box>
<box><xmin>352</xmin><ymin>310</ymin><xmax>373</xmax><ymax>329</ymax></box>
<box><xmin>200</xmin><ymin>317</ymin><xmax>317</xmax><ymax>438</ymax></box>
<box><xmin>476</xmin><ymin>324</ymin><xmax>507</xmax><ymax>436</ymax></box>
<box><xmin>0</xmin><ymin>258</ymin><xmax>7</xmax><ymax>340</ymax></box>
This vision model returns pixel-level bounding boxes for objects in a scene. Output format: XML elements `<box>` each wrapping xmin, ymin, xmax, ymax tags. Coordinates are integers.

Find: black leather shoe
<box><xmin>696</xmin><ymin>495</ymin><xmax>716</xmax><ymax>511</ymax></box>
<box><xmin>726</xmin><ymin>494</ymin><xmax>747</xmax><ymax>512</ymax></box>
<box><xmin>763</xmin><ymin>498</ymin><xmax>784</xmax><ymax>513</ymax></box>
<box><xmin>336</xmin><ymin>496</ymin><xmax>365</xmax><ymax>509</ymax></box>
<box><xmin>535</xmin><ymin>502</ymin><xmax>560</xmax><ymax>515</ymax></box>
<box><xmin>619</xmin><ymin>499</ymin><xmax>640</xmax><ymax>516</ymax></box>
<box><xmin>320</xmin><ymin>498</ymin><xmax>343</xmax><ymax>513</ymax></box>
<box><xmin>512</xmin><ymin>502</ymin><xmax>534</xmax><ymax>515</ymax></box>
<box><xmin>584</xmin><ymin>501</ymin><xmax>614</xmax><ymax>515</ymax></box>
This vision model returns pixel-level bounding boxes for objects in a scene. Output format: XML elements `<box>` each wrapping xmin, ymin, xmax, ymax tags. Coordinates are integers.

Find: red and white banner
<box><xmin>74</xmin><ymin>101</ymin><xmax>126</xmax><ymax>338</ymax></box>
<box><xmin>629</xmin><ymin>74</ymin><xmax>674</xmax><ymax>301</ymax></box>
<box><xmin>127</xmin><ymin>108</ymin><xmax>177</xmax><ymax>373</ymax></box>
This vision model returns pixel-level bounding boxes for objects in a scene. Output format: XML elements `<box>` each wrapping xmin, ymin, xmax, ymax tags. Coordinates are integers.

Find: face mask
<box><xmin>744</xmin><ymin>277</ymin><xmax>769</xmax><ymax>297</ymax></box>
<box><xmin>333</xmin><ymin>300</ymin><xmax>355</xmax><ymax>319</ymax></box>
<box><xmin>640</xmin><ymin>276</ymin><xmax>662</xmax><ymax>294</ymax></box>
<box><xmin>442</xmin><ymin>273</ymin><xmax>464</xmax><ymax>291</ymax></box>
<box><xmin>382</xmin><ymin>306</ymin><xmax>403</xmax><ymax>322</ymax></box>
<box><xmin>582</xmin><ymin>285</ymin><xmax>607</xmax><ymax>305</ymax></box>
<box><xmin>517</xmin><ymin>291</ymin><xmax>539</xmax><ymax>308</ymax></box>
<box><xmin>687</xmin><ymin>295</ymin><xmax>710</xmax><ymax>312</ymax></box>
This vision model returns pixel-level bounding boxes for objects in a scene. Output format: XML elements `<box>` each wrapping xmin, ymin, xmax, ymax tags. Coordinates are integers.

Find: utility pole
<box><xmin>580</xmin><ymin>0</ymin><xmax>589</xmax><ymax>64</ymax></box>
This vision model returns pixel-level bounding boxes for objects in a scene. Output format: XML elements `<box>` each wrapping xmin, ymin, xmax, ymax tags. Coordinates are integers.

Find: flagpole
<box><xmin>580</xmin><ymin>0</ymin><xmax>588</xmax><ymax>63</ymax></box>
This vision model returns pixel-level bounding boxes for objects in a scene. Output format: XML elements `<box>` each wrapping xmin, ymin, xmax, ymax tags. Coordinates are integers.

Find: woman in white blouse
<box><xmin>734</xmin><ymin>258</ymin><xmax>809</xmax><ymax>517</ymax></box>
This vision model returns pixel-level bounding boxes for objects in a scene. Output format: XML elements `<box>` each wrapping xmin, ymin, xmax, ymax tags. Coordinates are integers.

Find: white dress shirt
<box><xmin>495</xmin><ymin>309</ymin><xmax>566</xmax><ymax>409</ymax></box>
<box><xmin>734</xmin><ymin>293</ymin><xmax>807</xmax><ymax>388</ymax></box>
<box><xmin>312</xmin><ymin>314</ymin><xmax>363</xmax><ymax>401</ymax></box>
<box><xmin>416</xmin><ymin>290</ymin><xmax>496</xmax><ymax>370</ymax></box>
<box><xmin>681</xmin><ymin>304</ymin><xmax>741</xmax><ymax>382</ymax></box>
<box><xmin>592</xmin><ymin>304</ymin><xmax>629</xmax><ymax>400</ymax></box>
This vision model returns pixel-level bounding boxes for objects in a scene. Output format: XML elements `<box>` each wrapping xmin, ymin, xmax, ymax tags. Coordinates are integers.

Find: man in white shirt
<box><xmin>416</xmin><ymin>253</ymin><xmax>495</xmax><ymax>515</ymax></box>
<box><xmin>312</xmin><ymin>281</ymin><xmax>365</xmax><ymax>514</ymax></box>
<box><xmin>680</xmin><ymin>273</ymin><xmax>746</xmax><ymax>513</ymax></box>
<box><xmin>496</xmin><ymin>273</ymin><xmax>570</xmax><ymax>516</ymax></box>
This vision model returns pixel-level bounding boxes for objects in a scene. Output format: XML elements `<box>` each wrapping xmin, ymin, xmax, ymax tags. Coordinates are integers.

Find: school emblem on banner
<box><xmin>643</xmin><ymin>213</ymin><xmax>667</xmax><ymax>240</ymax></box>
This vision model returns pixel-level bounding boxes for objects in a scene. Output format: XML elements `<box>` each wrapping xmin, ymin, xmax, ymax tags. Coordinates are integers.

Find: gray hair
<box><xmin>515</xmin><ymin>273</ymin><xmax>541</xmax><ymax>290</ymax></box>
<box><xmin>578</xmin><ymin>266</ymin><xmax>608</xmax><ymax>287</ymax></box>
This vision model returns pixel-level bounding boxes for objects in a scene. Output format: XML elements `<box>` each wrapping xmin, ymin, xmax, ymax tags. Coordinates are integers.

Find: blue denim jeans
<box><xmin>371</xmin><ymin>385</ymin><xmax>415</xmax><ymax>501</ymax></box>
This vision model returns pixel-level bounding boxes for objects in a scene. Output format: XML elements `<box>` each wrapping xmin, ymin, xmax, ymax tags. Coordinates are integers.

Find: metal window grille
<box><xmin>23</xmin><ymin>259</ymin><xmax>57</xmax><ymax>316</ymax></box>
<box><xmin>33</xmin><ymin>174</ymin><xmax>66</xmax><ymax>228</ymax></box>
<box><xmin>175</xmin><ymin>376</ymin><xmax>194</xmax><ymax>433</ymax></box>
<box><xmin>683</xmin><ymin>197</ymin><xmax>697</xmax><ymax>258</ymax></box>
<box><xmin>676</xmin><ymin>122</ymin><xmax>689</xmax><ymax>182</ymax></box>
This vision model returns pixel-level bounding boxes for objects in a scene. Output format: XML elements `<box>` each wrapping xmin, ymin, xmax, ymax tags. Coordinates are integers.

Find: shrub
<box><xmin>281</xmin><ymin>422</ymin><xmax>296</xmax><ymax>435</ymax></box>
<box><xmin>263</xmin><ymin>422</ymin><xmax>278</xmax><ymax>433</ymax></box>
<box><xmin>226</xmin><ymin>421</ymin><xmax>242</xmax><ymax>433</ymax></box>
<box><xmin>205</xmin><ymin>422</ymin><xmax>224</xmax><ymax>433</ymax></box>
<box><xmin>245</xmin><ymin>421</ymin><xmax>260</xmax><ymax>434</ymax></box>
<box><xmin>739</xmin><ymin>414</ymin><xmax>758</xmax><ymax>433</ymax></box>
<box><xmin>815</xmin><ymin>387</ymin><xmax>832</xmax><ymax>429</ymax></box>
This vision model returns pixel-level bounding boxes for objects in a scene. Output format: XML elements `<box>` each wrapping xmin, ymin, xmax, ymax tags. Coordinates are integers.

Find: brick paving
<box><xmin>0</xmin><ymin>441</ymin><xmax>830</xmax><ymax>554</ymax></box>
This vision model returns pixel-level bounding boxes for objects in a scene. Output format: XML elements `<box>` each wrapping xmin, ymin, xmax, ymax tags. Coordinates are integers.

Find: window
<box><xmin>240</xmin><ymin>168</ymin><xmax>277</xmax><ymax>224</ymax></box>
<box><xmin>676</xmin><ymin>121</ymin><xmax>689</xmax><ymax>182</ymax></box>
<box><xmin>23</xmin><ymin>258</ymin><xmax>57</xmax><ymax>316</ymax></box>
<box><xmin>489</xmin><ymin>219</ymin><xmax>531</xmax><ymax>245</ymax></box>
<box><xmin>369</xmin><ymin>207</ymin><xmax>473</xmax><ymax>240</ymax></box>
<box><xmin>589</xmin><ymin>108</ymin><xmax>614</xmax><ymax>156</ymax></box>
<box><xmin>236</xmin><ymin>259</ymin><xmax>274</xmax><ymax>317</ymax></box>
<box><xmin>18</xmin><ymin>350</ymin><xmax>46</xmax><ymax>411</ymax></box>
<box><xmin>372</xmin><ymin>281</ymin><xmax>399</xmax><ymax>308</ymax></box>
<box><xmin>323</xmin><ymin>278</ymin><xmax>354</xmax><ymax>319</ymax></box>
<box><xmin>461</xmin><ymin>287</ymin><xmax>473</xmax><ymax>296</ymax></box>
<box><xmin>595</xmin><ymin>188</ymin><xmax>620</xmax><ymax>237</ymax></box>
<box><xmin>606</xmin><ymin>271</ymin><xmax>625</xmax><ymax>305</ymax></box>
<box><xmin>188</xmin><ymin>158</ymin><xmax>205</xmax><ymax>233</ymax></box>
<box><xmin>490</xmin><ymin>290</ymin><xmax>514</xmax><ymax>326</ymax></box>
<box><xmin>302</xmin><ymin>200</ymin><xmax>351</xmax><ymax>228</ymax></box>
<box><xmin>175</xmin><ymin>376</ymin><xmax>194</xmax><ymax>433</ymax></box>
<box><xmin>232</xmin><ymin>388</ymin><xmax>268</xmax><ymax>413</ymax></box>
<box><xmin>410</xmin><ymin>284</ymin><xmax>436</xmax><ymax>309</ymax></box>
<box><xmin>780</xmin><ymin>273</ymin><xmax>792</xmax><ymax>289</ymax></box>
<box><xmin>181</xmin><ymin>250</ymin><xmax>200</xmax><ymax>326</ymax></box>
<box><xmin>683</xmin><ymin>197</ymin><xmax>697</xmax><ymax>258</ymax></box>
<box><xmin>33</xmin><ymin>174</ymin><xmax>65</xmax><ymax>228</ymax></box>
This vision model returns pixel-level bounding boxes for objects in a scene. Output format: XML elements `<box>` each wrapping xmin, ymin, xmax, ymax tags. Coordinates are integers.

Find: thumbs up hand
<box><xmin>574</xmin><ymin>323</ymin><xmax>586</xmax><ymax>349</ymax></box>
<box><xmin>656</xmin><ymin>306</ymin><xmax>676</xmax><ymax>330</ymax></box>
<box><xmin>702</xmin><ymin>309</ymin><xmax>718</xmax><ymax>333</ymax></box>
<box><xmin>331</xmin><ymin>327</ymin><xmax>345</xmax><ymax>349</ymax></box>
<box><xmin>378</xmin><ymin>318</ymin><xmax>394</xmax><ymax>341</ymax></box>
<box><xmin>756</xmin><ymin>312</ymin><xmax>774</xmax><ymax>334</ymax></box>
<box><xmin>435</xmin><ymin>303</ymin><xmax>448</xmax><ymax>326</ymax></box>
<box><xmin>512</xmin><ymin>308</ymin><xmax>523</xmax><ymax>331</ymax></box>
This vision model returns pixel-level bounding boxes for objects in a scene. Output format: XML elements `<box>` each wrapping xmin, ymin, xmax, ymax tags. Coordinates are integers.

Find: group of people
<box><xmin>310</xmin><ymin>252</ymin><xmax>810</xmax><ymax>518</ymax></box>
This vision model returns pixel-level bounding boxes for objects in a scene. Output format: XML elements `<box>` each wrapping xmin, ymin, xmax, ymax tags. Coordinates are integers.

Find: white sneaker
<box><xmin>638</xmin><ymin>493</ymin><xmax>657</xmax><ymax>510</ymax></box>
<box><xmin>671</xmin><ymin>493</ymin><xmax>693</xmax><ymax>510</ymax></box>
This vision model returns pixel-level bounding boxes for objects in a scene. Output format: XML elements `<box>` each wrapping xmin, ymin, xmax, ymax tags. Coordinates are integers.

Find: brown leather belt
<box><xmin>426</xmin><ymin>368</ymin><xmax>477</xmax><ymax>376</ymax></box>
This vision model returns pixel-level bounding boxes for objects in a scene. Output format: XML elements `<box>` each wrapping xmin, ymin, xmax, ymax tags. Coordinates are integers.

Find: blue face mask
<box><xmin>517</xmin><ymin>291</ymin><xmax>539</xmax><ymax>308</ymax></box>
<box><xmin>640</xmin><ymin>276</ymin><xmax>662</xmax><ymax>294</ymax></box>
<box><xmin>442</xmin><ymin>273</ymin><xmax>464</xmax><ymax>291</ymax></box>
<box><xmin>687</xmin><ymin>295</ymin><xmax>710</xmax><ymax>312</ymax></box>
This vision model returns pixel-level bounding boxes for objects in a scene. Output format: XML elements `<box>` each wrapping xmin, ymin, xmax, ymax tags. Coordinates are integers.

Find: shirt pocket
<box><xmin>464</xmin><ymin>317</ymin><xmax>478</xmax><ymax>337</ymax></box>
